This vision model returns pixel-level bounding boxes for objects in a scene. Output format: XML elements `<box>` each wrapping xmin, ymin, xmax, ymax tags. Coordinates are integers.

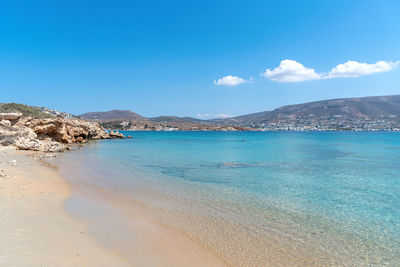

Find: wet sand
<box><xmin>0</xmin><ymin>147</ymin><xmax>226</xmax><ymax>266</ymax></box>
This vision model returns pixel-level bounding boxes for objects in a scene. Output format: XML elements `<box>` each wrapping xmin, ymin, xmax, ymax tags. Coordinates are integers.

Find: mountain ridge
<box><xmin>217</xmin><ymin>95</ymin><xmax>400</xmax><ymax>124</ymax></box>
<box><xmin>78</xmin><ymin>95</ymin><xmax>400</xmax><ymax>123</ymax></box>
<box><xmin>150</xmin><ymin>116</ymin><xmax>206</xmax><ymax>124</ymax></box>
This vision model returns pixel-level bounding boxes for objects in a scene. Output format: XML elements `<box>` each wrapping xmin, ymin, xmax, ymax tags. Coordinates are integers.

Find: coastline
<box><xmin>0</xmin><ymin>146</ymin><xmax>227</xmax><ymax>266</ymax></box>
<box><xmin>2</xmin><ymin>130</ymin><xmax>400</xmax><ymax>266</ymax></box>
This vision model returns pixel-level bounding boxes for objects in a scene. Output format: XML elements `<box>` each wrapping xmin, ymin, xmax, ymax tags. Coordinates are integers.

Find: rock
<box><xmin>0</xmin><ymin>120</ymin><xmax>11</xmax><ymax>127</ymax></box>
<box><xmin>109</xmin><ymin>131</ymin><xmax>125</xmax><ymax>139</ymax></box>
<box><xmin>76</xmin><ymin>136</ymin><xmax>84</xmax><ymax>142</ymax></box>
<box><xmin>0</xmin><ymin>112</ymin><xmax>23</xmax><ymax>121</ymax></box>
<box><xmin>15</xmin><ymin>137</ymin><xmax>41</xmax><ymax>151</ymax></box>
<box><xmin>14</xmin><ymin>137</ymin><xmax>67</xmax><ymax>152</ymax></box>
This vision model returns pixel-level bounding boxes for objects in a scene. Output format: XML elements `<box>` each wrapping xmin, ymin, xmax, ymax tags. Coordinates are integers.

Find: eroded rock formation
<box><xmin>0</xmin><ymin>113</ymin><xmax>124</xmax><ymax>152</ymax></box>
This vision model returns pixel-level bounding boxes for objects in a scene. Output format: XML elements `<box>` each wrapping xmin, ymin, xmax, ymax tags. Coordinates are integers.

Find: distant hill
<box><xmin>150</xmin><ymin>116</ymin><xmax>206</xmax><ymax>124</ymax></box>
<box><xmin>80</xmin><ymin>109</ymin><xmax>145</xmax><ymax>121</ymax></box>
<box><xmin>77</xmin><ymin>95</ymin><xmax>400</xmax><ymax>131</ymax></box>
<box><xmin>0</xmin><ymin>103</ymin><xmax>74</xmax><ymax>119</ymax></box>
<box><xmin>219</xmin><ymin>95</ymin><xmax>400</xmax><ymax>124</ymax></box>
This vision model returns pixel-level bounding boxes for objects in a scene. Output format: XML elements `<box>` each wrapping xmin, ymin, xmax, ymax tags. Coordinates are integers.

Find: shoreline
<box><xmin>53</xmin><ymin>141</ymin><xmax>348</xmax><ymax>267</ymax></box>
<box><xmin>62</xmin><ymin>173</ymin><xmax>229</xmax><ymax>266</ymax></box>
<box><xmin>0</xmin><ymin>146</ymin><xmax>227</xmax><ymax>266</ymax></box>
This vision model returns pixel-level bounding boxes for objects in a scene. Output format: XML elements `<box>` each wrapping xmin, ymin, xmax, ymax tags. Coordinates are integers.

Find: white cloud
<box><xmin>262</xmin><ymin>59</ymin><xmax>399</xmax><ymax>83</ymax></box>
<box><xmin>214</xmin><ymin>75</ymin><xmax>247</xmax><ymax>87</ymax></box>
<box><xmin>327</xmin><ymin>60</ymin><xmax>400</xmax><ymax>78</ymax></box>
<box><xmin>262</xmin><ymin>59</ymin><xmax>321</xmax><ymax>82</ymax></box>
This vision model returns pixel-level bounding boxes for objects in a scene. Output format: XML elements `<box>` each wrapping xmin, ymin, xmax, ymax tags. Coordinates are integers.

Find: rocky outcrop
<box><xmin>0</xmin><ymin>112</ymin><xmax>23</xmax><ymax>120</ymax></box>
<box><xmin>0</xmin><ymin>113</ymin><xmax>124</xmax><ymax>152</ymax></box>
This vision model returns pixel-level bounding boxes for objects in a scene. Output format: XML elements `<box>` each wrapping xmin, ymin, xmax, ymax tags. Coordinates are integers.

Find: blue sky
<box><xmin>1</xmin><ymin>0</ymin><xmax>400</xmax><ymax>118</ymax></box>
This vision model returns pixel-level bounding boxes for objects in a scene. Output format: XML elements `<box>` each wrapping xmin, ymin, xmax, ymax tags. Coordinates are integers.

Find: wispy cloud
<box><xmin>214</xmin><ymin>75</ymin><xmax>247</xmax><ymax>87</ymax></box>
<box><xmin>262</xmin><ymin>59</ymin><xmax>321</xmax><ymax>82</ymax></box>
<box><xmin>196</xmin><ymin>113</ymin><xmax>233</xmax><ymax>119</ymax></box>
<box><xmin>262</xmin><ymin>59</ymin><xmax>399</xmax><ymax>83</ymax></box>
<box><xmin>196</xmin><ymin>113</ymin><xmax>210</xmax><ymax>119</ymax></box>
<box><xmin>213</xmin><ymin>113</ymin><xmax>232</xmax><ymax>119</ymax></box>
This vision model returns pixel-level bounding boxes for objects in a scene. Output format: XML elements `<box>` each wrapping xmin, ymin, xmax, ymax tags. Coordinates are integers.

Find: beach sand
<box><xmin>0</xmin><ymin>147</ymin><xmax>226</xmax><ymax>266</ymax></box>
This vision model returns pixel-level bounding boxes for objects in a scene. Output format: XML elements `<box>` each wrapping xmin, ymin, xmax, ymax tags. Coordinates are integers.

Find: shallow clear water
<box><xmin>56</xmin><ymin>132</ymin><xmax>400</xmax><ymax>265</ymax></box>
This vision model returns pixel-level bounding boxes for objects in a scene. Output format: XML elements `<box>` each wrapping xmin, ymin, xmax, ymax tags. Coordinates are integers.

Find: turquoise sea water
<box><xmin>56</xmin><ymin>132</ymin><xmax>400</xmax><ymax>265</ymax></box>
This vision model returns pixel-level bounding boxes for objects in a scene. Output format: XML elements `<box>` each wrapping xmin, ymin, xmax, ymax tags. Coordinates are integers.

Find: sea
<box><xmin>53</xmin><ymin>131</ymin><xmax>400</xmax><ymax>266</ymax></box>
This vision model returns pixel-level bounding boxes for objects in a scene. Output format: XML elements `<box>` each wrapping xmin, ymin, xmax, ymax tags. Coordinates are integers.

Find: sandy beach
<box><xmin>0</xmin><ymin>147</ymin><xmax>226</xmax><ymax>267</ymax></box>
<box><xmin>0</xmin><ymin>147</ymin><xmax>130</xmax><ymax>266</ymax></box>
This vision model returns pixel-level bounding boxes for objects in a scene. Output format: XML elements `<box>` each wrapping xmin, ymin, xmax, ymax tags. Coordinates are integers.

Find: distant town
<box><xmin>234</xmin><ymin>116</ymin><xmax>400</xmax><ymax>131</ymax></box>
<box><xmin>101</xmin><ymin>116</ymin><xmax>400</xmax><ymax>132</ymax></box>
